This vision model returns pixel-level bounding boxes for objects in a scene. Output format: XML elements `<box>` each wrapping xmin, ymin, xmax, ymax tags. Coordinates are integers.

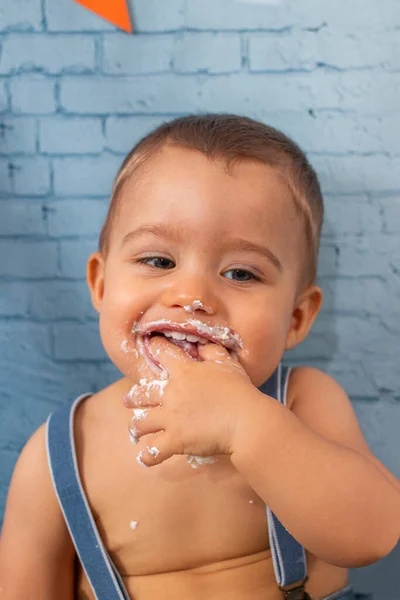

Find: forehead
<box><xmin>114</xmin><ymin>146</ymin><xmax>300</xmax><ymax>245</ymax></box>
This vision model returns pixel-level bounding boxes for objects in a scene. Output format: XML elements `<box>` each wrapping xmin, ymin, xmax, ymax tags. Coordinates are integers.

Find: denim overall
<box><xmin>46</xmin><ymin>364</ymin><xmax>372</xmax><ymax>600</ymax></box>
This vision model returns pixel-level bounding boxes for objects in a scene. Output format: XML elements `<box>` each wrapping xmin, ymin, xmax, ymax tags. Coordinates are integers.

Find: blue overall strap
<box><xmin>259</xmin><ymin>365</ymin><xmax>308</xmax><ymax>591</ymax></box>
<box><xmin>46</xmin><ymin>394</ymin><xmax>130</xmax><ymax>600</ymax></box>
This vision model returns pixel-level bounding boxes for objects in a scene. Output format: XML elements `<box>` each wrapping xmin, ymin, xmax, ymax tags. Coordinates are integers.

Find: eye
<box><xmin>136</xmin><ymin>257</ymin><xmax>175</xmax><ymax>270</ymax></box>
<box><xmin>223</xmin><ymin>269</ymin><xmax>258</xmax><ymax>282</ymax></box>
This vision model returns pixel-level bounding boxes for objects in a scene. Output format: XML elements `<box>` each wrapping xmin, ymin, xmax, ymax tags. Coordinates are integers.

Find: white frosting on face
<box><xmin>183</xmin><ymin>300</ymin><xmax>213</xmax><ymax>314</ymax></box>
<box><xmin>133</xmin><ymin>318</ymin><xmax>243</xmax><ymax>350</ymax></box>
<box><xmin>130</xmin><ymin>521</ymin><xmax>138</xmax><ymax>530</ymax></box>
<box><xmin>120</xmin><ymin>337</ymin><xmax>139</xmax><ymax>358</ymax></box>
<box><xmin>186</xmin><ymin>455</ymin><xmax>217</xmax><ymax>469</ymax></box>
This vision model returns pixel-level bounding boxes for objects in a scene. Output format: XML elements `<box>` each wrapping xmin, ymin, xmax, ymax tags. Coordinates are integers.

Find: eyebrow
<box><xmin>121</xmin><ymin>223</ymin><xmax>283</xmax><ymax>272</ymax></box>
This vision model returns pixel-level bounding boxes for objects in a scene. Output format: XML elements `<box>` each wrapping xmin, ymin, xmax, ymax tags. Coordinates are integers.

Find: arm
<box><xmin>230</xmin><ymin>367</ymin><xmax>400</xmax><ymax>568</ymax></box>
<box><xmin>0</xmin><ymin>423</ymin><xmax>76</xmax><ymax>600</ymax></box>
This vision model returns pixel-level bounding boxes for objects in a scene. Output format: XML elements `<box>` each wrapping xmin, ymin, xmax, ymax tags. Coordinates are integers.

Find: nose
<box><xmin>158</xmin><ymin>273</ymin><xmax>218</xmax><ymax>316</ymax></box>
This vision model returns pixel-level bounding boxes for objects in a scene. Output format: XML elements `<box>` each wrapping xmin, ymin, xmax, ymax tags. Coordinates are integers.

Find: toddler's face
<box><xmin>88</xmin><ymin>146</ymin><xmax>321</xmax><ymax>387</ymax></box>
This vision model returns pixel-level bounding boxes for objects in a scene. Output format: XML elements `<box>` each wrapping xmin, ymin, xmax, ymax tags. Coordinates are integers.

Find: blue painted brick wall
<box><xmin>1</xmin><ymin>0</ymin><xmax>399</xmax><ymax>595</ymax></box>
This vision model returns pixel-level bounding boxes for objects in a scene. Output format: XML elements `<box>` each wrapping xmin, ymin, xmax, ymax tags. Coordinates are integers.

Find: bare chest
<box><xmin>79</xmin><ymin>434</ymin><xmax>270</xmax><ymax>576</ymax></box>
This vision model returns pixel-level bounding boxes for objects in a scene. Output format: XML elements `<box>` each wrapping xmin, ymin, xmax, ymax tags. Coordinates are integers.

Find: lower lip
<box><xmin>142</xmin><ymin>335</ymin><xmax>163</xmax><ymax>369</ymax></box>
<box><xmin>144</xmin><ymin>334</ymin><xmax>202</xmax><ymax>361</ymax></box>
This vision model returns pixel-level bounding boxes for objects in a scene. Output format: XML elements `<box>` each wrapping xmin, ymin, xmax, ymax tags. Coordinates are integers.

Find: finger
<box><xmin>123</xmin><ymin>378</ymin><xmax>169</xmax><ymax>408</ymax></box>
<box><xmin>129</xmin><ymin>406</ymin><xmax>165</xmax><ymax>441</ymax></box>
<box><xmin>198</xmin><ymin>342</ymin><xmax>248</xmax><ymax>377</ymax></box>
<box><xmin>135</xmin><ymin>432</ymin><xmax>176</xmax><ymax>468</ymax></box>
<box><xmin>197</xmin><ymin>342</ymin><xmax>231</xmax><ymax>362</ymax></box>
<box><xmin>148</xmin><ymin>335</ymin><xmax>192</xmax><ymax>373</ymax></box>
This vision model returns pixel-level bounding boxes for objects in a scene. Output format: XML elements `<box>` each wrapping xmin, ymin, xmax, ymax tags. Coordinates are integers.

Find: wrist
<box><xmin>230</xmin><ymin>389</ymin><xmax>282</xmax><ymax>470</ymax></box>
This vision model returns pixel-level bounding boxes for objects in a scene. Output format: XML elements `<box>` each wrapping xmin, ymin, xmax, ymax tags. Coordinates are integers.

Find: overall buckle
<box><xmin>280</xmin><ymin>577</ymin><xmax>312</xmax><ymax>600</ymax></box>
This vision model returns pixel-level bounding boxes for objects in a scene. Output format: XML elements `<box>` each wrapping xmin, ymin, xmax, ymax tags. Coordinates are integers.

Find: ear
<box><xmin>285</xmin><ymin>285</ymin><xmax>323</xmax><ymax>350</ymax></box>
<box><xmin>87</xmin><ymin>251</ymin><xmax>105</xmax><ymax>314</ymax></box>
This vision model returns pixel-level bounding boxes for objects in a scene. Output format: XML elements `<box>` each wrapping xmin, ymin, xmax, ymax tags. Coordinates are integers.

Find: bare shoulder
<box><xmin>286</xmin><ymin>366</ymin><xmax>369</xmax><ymax>451</ymax></box>
<box><xmin>286</xmin><ymin>366</ymin><xmax>400</xmax><ymax>492</ymax></box>
<box><xmin>0</xmin><ymin>422</ymin><xmax>75</xmax><ymax>599</ymax></box>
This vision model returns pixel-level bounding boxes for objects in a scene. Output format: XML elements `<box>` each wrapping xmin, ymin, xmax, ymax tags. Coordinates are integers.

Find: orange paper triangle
<box><xmin>74</xmin><ymin>0</ymin><xmax>132</xmax><ymax>33</ymax></box>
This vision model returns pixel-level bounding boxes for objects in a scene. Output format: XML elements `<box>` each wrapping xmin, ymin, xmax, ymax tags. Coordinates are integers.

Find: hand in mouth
<box><xmin>132</xmin><ymin>319</ymin><xmax>243</xmax><ymax>373</ymax></box>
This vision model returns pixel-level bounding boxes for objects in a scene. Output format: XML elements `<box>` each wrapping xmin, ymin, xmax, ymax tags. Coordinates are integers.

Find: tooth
<box><xmin>186</xmin><ymin>335</ymin><xmax>202</xmax><ymax>343</ymax></box>
<box><xmin>163</xmin><ymin>331</ymin><xmax>173</xmax><ymax>337</ymax></box>
<box><xmin>198</xmin><ymin>338</ymin><xmax>208</xmax><ymax>344</ymax></box>
<box><xmin>170</xmin><ymin>331</ymin><xmax>186</xmax><ymax>340</ymax></box>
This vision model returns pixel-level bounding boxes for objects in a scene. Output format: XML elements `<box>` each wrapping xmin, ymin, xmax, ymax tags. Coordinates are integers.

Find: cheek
<box><xmin>238</xmin><ymin>314</ymin><xmax>292</xmax><ymax>385</ymax></box>
<box><xmin>97</xmin><ymin>289</ymin><xmax>143</xmax><ymax>359</ymax></box>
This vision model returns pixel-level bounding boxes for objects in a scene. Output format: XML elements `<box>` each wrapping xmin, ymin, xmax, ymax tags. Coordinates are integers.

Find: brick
<box><xmin>248</xmin><ymin>30</ymin><xmax>394</xmax><ymax>72</ymax></box>
<box><xmin>0</xmin><ymin>240</ymin><xmax>57</xmax><ymax>277</ymax></box>
<box><xmin>173</xmin><ymin>33</ymin><xmax>241</xmax><ymax>74</ymax></box>
<box><xmin>302</xmin><ymin>315</ymin><xmax>385</xmax><ymax>363</ymax></box>
<box><xmin>313</xmin><ymin>156</ymin><xmax>400</xmax><ymax>195</ymax></box>
<box><xmin>0</xmin><ymin>118</ymin><xmax>36</xmax><ymax>154</ymax></box>
<box><xmin>103</xmin><ymin>34</ymin><xmax>174</xmax><ymax>75</ymax></box>
<box><xmin>314</xmin><ymin>71</ymin><xmax>400</xmax><ymax>114</ymax></box>
<box><xmin>28</xmin><ymin>280</ymin><xmax>96</xmax><ymax>320</ymax></box>
<box><xmin>337</xmin><ymin>236</ymin><xmax>396</xmax><ymax>278</ymax></box>
<box><xmin>327</xmin><ymin>362</ymin><xmax>377</xmax><ymax>399</ymax></box>
<box><xmin>185</xmin><ymin>0</ymin><xmax>294</xmax><ymax>30</ymax></box>
<box><xmin>45</xmin><ymin>0</ymin><xmax>115</xmax><ymax>31</ymax></box>
<box><xmin>249</xmin><ymin>31</ymin><xmax>319</xmax><ymax>72</ymax></box>
<box><xmin>0</xmin><ymin>160</ymin><xmax>13</xmax><ymax>194</ymax></box>
<box><xmin>60</xmin><ymin>74</ymin><xmax>314</xmax><ymax>114</ymax></box>
<box><xmin>333</xmin><ymin>315</ymin><xmax>399</xmax><ymax>366</ymax></box>
<box><xmin>290</xmin><ymin>0</ymin><xmax>400</xmax><ymax>33</ymax></box>
<box><xmin>0</xmin><ymin>82</ymin><xmax>8</xmax><ymax>113</ymax></box>
<box><xmin>39</xmin><ymin>117</ymin><xmax>104</xmax><ymax>154</ymax></box>
<box><xmin>105</xmin><ymin>116</ymin><xmax>168</xmax><ymax>153</ymax></box>
<box><xmin>378</xmin><ymin>115</ymin><xmax>400</xmax><ymax>155</ymax></box>
<box><xmin>317</xmin><ymin>244</ymin><xmax>338</xmax><ymax>277</ymax></box>
<box><xmin>268</xmin><ymin>113</ymin><xmax>385</xmax><ymax>155</ymax></box>
<box><xmin>63</xmin><ymin>71</ymin><xmax>400</xmax><ymax>116</ymax></box>
<box><xmin>131</xmin><ymin>0</ymin><xmax>185</xmax><ymax>32</ymax></box>
<box><xmin>322</xmin><ymin>195</ymin><xmax>383</xmax><ymax>237</ymax></box>
<box><xmin>321</xmin><ymin>278</ymin><xmax>388</xmax><ymax>316</ymax></box>
<box><xmin>53</xmin><ymin>322</ymin><xmax>106</xmax><ymax>360</ymax></box>
<box><xmin>0</xmin><ymin>321</ymin><xmax>52</xmax><ymax>361</ymax></box>
<box><xmin>186</xmin><ymin>0</ymin><xmax>400</xmax><ymax>32</ymax></box>
<box><xmin>10</xmin><ymin>76</ymin><xmax>56</xmax><ymax>114</ymax></box>
<box><xmin>48</xmin><ymin>199</ymin><xmax>108</xmax><ymax>237</ymax></box>
<box><xmin>0</xmin><ymin>283</ymin><xmax>30</xmax><ymax>317</ymax></box>
<box><xmin>382</xmin><ymin>197</ymin><xmax>400</xmax><ymax>233</ymax></box>
<box><xmin>0</xmin><ymin>35</ymin><xmax>96</xmax><ymax>75</ymax></box>
<box><xmin>0</xmin><ymin>200</ymin><xmax>46</xmax><ymax>235</ymax></box>
<box><xmin>12</xmin><ymin>157</ymin><xmax>51</xmax><ymax>196</ymax></box>
<box><xmin>59</xmin><ymin>239</ymin><xmax>98</xmax><ymax>278</ymax></box>
<box><xmin>53</xmin><ymin>156</ymin><xmax>121</xmax><ymax>196</ymax></box>
<box><xmin>0</xmin><ymin>0</ymin><xmax>42</xmax><ymax>32</ymax></box>
<box><xmin>0</xmin><ymin>361</ymin><xmax>105</xmax><ymax>414</ymax></box>
<box><xmin>318</xmin><ymin>31</ymin><xmax>399</xmax><ymax>70</ymax></box>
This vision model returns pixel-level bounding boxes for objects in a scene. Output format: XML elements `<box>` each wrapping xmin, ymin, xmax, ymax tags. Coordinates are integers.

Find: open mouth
<box><xmin>145</xmin><ymin>329</ymin><xmax>208</xmax><ymax>360</ymax></box>
<box><xmin>133</xmin><ymin>319</ymin><xmax>243</xmax><ymax>373</ymax></box>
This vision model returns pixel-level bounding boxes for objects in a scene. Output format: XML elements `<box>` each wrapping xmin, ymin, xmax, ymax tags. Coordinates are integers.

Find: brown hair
<box><xmin>99</xmin><ymin>114</ymin><xmax>324</xmax><ymax>285</ymax></box>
